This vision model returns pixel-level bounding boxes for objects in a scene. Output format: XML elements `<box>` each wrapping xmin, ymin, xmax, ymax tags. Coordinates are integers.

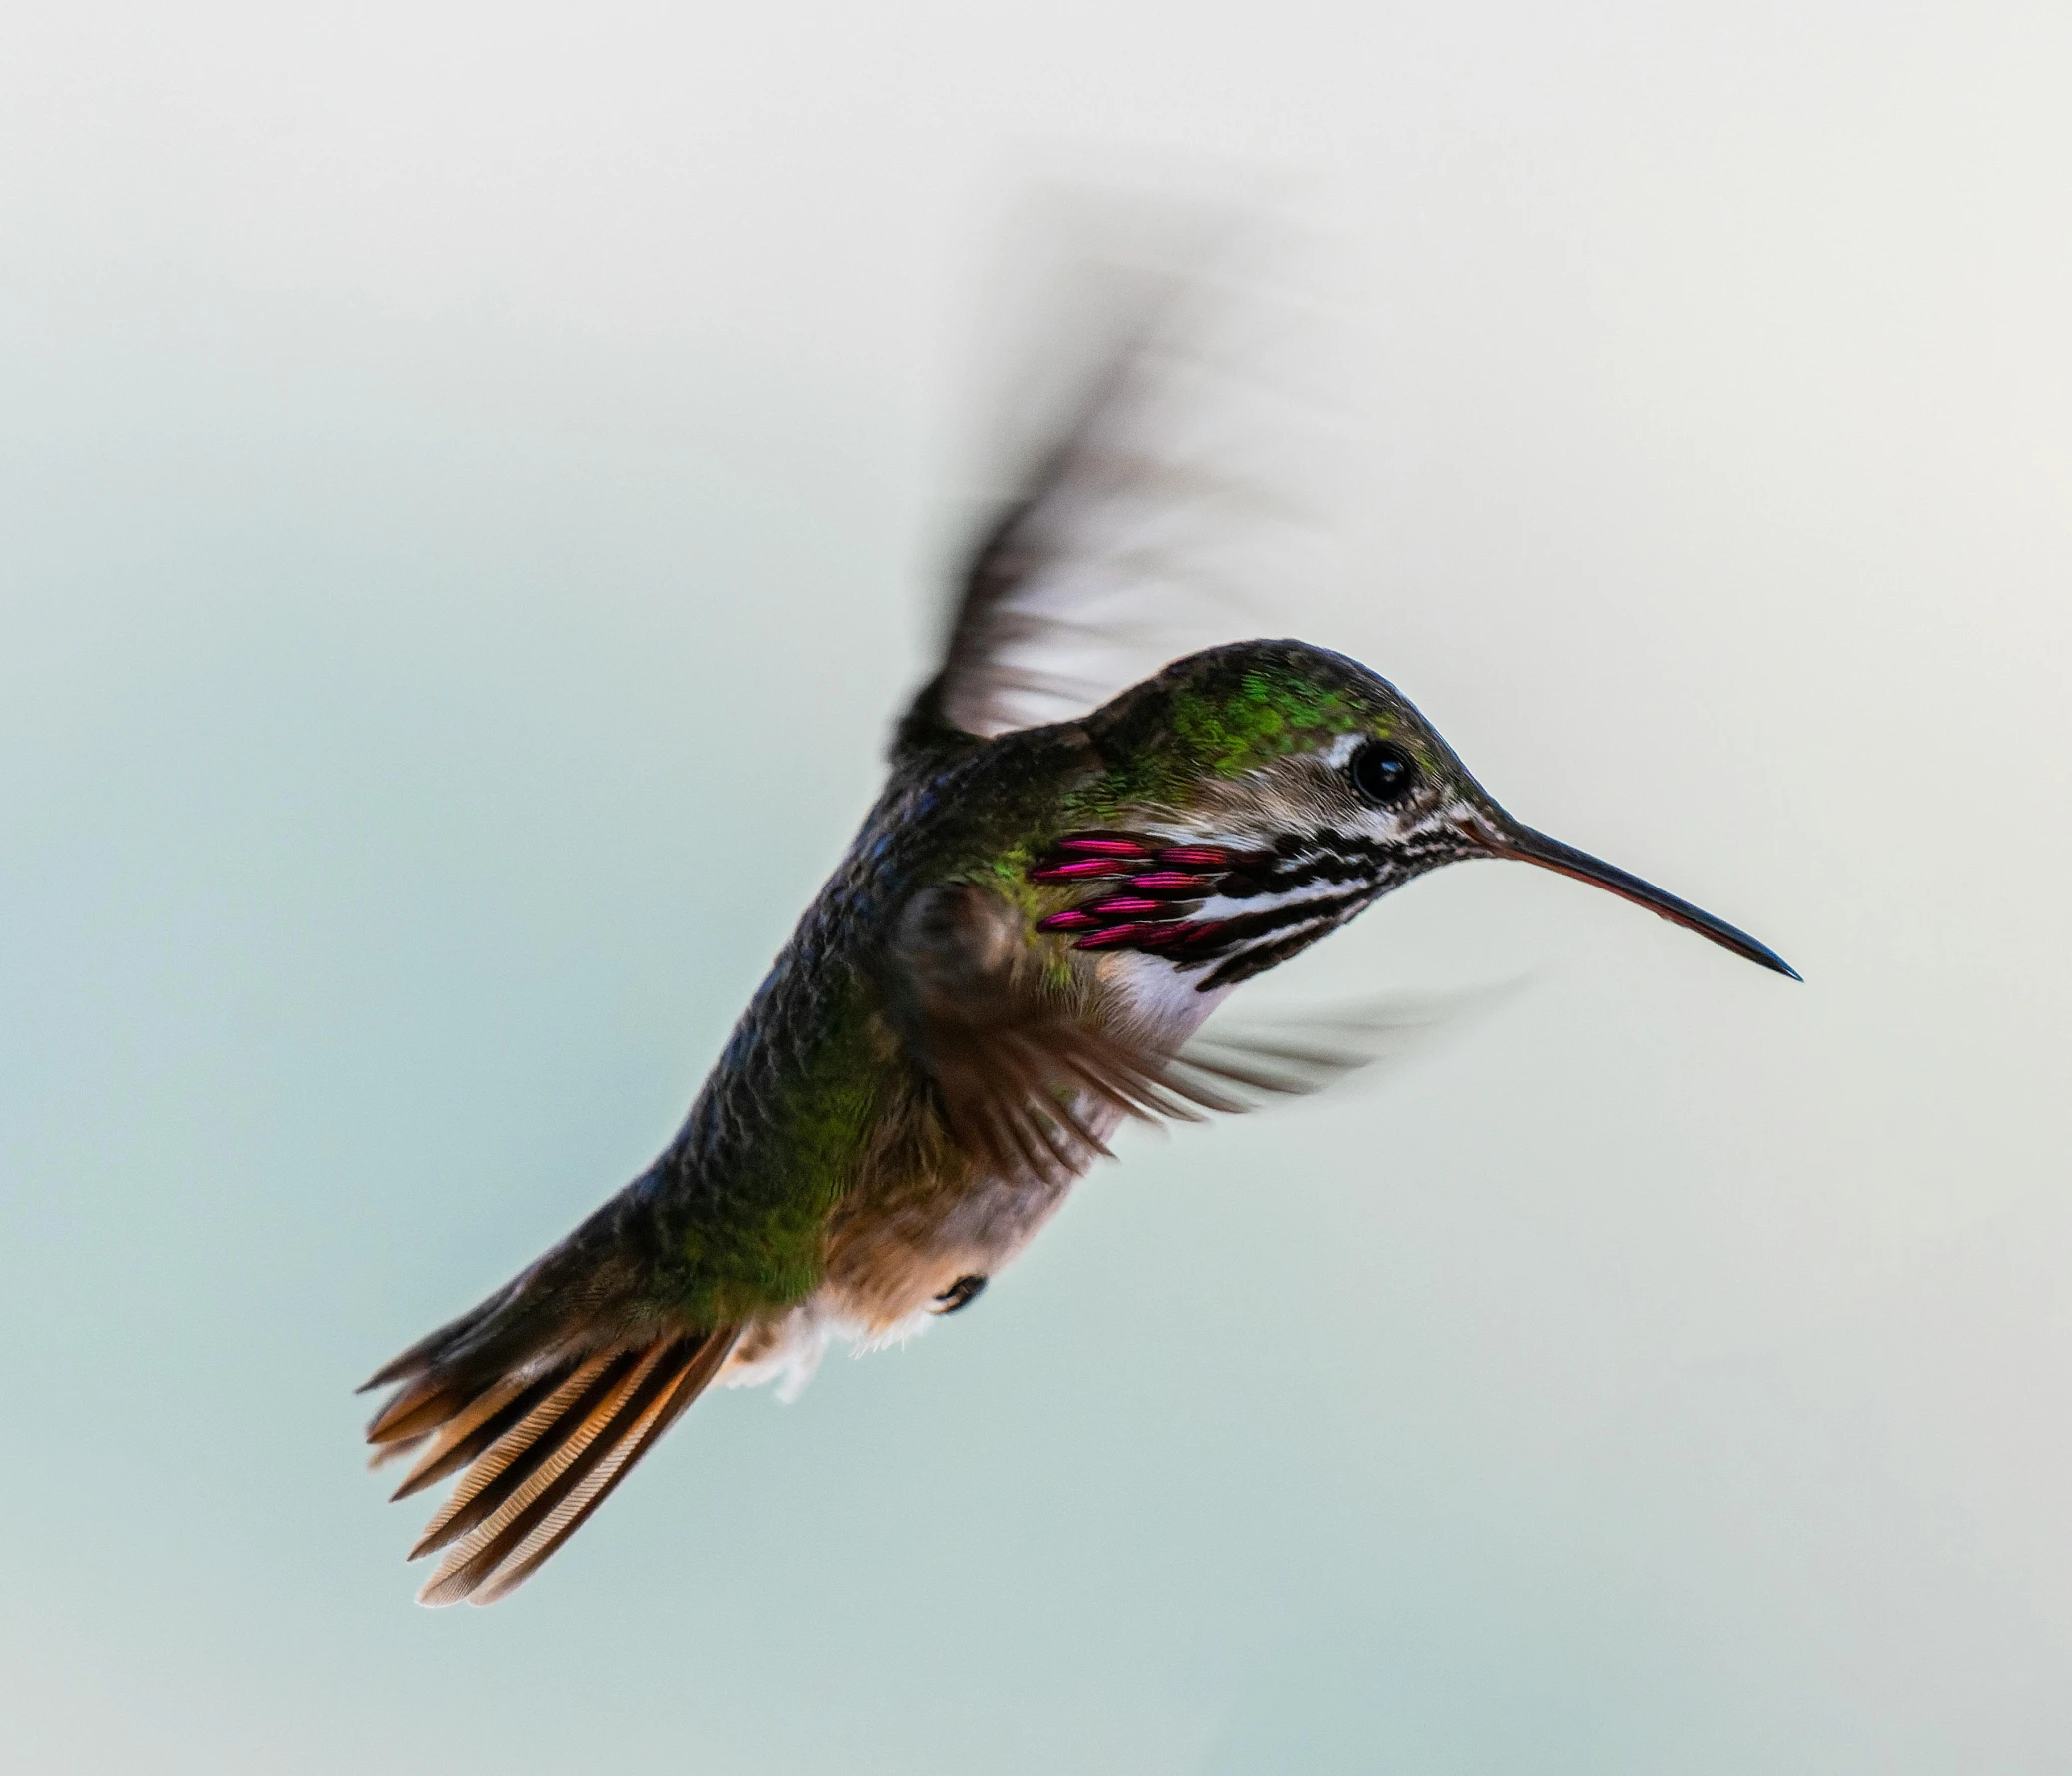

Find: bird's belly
<box><xmin>718</xmin><ymin>959</ymin><xmax>1218</xmax><ymax>1400</ymax></box>
<box><xmin>822</xmin><ymin>1113</ymin><xmax>1116</xmax><ymax>1326</ymax></box>
<box><xmin>717</xmin><ymin>1100</ymin><xmax>1123</xmax><ymax>1400</ymax></box>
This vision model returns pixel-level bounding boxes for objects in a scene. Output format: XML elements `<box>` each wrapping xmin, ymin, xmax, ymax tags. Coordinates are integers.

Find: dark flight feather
<box><xmin>887</xmin><ymin>881</ymin><xmax>1449</xmax><ymax>1186</ymax></box>
<box><xmin>902</xmin><ymin>222</ymin><xmax>1345</xmax><ymax>750</ymax></box>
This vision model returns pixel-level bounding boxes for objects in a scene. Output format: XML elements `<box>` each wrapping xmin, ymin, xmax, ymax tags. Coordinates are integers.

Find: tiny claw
<box><xmin>932</xmin><ymin>1275</ymin><xmax>989</xmax><ymax>1315</ymax></box>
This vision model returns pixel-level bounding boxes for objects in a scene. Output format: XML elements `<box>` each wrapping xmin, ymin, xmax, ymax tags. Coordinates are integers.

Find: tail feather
<box><xmin>408</xmin><ymin>1351</ymin><xmax>632</xmax><ymax>1560</ymax></box>
<box><xmin>419</xmin><ymin>1331</ymin><xmax>735</xmax><ymax>1607</ymax></box>
<box><xmin>359</xmin><ymin>1282</ymin><xmax>522</xmax><ymax>1396</ymax></box>
<box><xmin>386</xmin><ymin>1370</ymin><xmax>563</xmax><ymax>1502</ymax></box>
<box><xmin>363</xmin><ymin>1275</ymin><xmax>739</xmax><ymax>1605</ymax></box>
<box><xmin>462</xmin><ymin>1345</ymin><xmax>724</xmax><ymax>1605</ymax></box>
<box><xmin>365</xmin><ymin>1378</ymin><xmax>474</xmax><ymax>1448</ymax></box>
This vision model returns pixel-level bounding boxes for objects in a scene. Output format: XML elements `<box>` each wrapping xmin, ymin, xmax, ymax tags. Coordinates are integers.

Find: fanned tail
<box><xmin>363</xmin><ymin>1293</ymin><xmax>737</xmax><ymax>1606</ymax></box>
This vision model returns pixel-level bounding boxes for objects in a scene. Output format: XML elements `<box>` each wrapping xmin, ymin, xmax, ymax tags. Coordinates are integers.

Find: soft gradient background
<box><xmin>4</xmin><ymin>3</ymin><xmax>2068</xmax><ymax>1771</ymax></box>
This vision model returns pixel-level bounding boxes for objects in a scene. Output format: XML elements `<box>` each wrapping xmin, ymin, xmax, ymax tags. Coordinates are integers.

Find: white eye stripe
<box><xmin>1321</xmin><ymin>731</ymin><xmax>1367</xmax><ymax>768</ymax></box>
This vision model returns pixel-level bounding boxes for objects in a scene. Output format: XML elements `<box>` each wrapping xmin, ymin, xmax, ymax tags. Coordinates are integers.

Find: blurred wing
<box><xmin>906</xmin><ymin>220</ymin><xmax>1353</xmax><ymax>745</ymax></box>
<box><xmin>888</xmin><ymin>884</ymin><xmax>1458</xmax><ymax>1185</ymax></box>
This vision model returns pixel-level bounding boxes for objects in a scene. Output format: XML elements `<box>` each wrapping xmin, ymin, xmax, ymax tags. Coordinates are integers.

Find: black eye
<box><xmin>1350</xmin><ymin>739</ymin><xmax>1418</xmax><ymax>805</ymax></box>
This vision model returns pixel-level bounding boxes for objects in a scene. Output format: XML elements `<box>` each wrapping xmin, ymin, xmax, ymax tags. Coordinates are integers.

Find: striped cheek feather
<box><xmin>1031</xmin><ymin>828</ymin><xmax>1406</xmax><ymax>992</ymax></box>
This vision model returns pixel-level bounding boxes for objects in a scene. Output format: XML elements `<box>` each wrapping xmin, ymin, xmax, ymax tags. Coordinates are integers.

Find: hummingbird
<box><xmin>361</xmin><ymin>282</ymin><xmax>1797</xmax><ymax>1608</ymax></box>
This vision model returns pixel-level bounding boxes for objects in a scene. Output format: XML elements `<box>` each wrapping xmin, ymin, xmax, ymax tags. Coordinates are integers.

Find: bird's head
<box><xmin>1033</xmin><ymin>639</ymin><xmax>1796</xmax><ymax>991</ymax></box>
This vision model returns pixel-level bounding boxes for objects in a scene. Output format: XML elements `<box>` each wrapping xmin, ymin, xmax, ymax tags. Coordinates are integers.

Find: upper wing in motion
<box><xmin>904</xmin><ymin>213</ymin><xmax>1355</xmax><ymax>746</ymax></box>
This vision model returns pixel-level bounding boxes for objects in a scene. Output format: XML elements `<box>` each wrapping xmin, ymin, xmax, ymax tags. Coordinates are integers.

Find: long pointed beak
<box><xmin>1474</xmin><ymin>819</ymin><xmax>1800</xmax><ymax>980</ymax></box>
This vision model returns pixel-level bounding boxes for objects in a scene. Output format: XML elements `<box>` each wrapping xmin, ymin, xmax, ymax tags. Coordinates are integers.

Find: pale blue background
<box><xmin>3</xmin><ymin>3</ymin><xmax>2069</xmax><ymax>1771</ymax></box>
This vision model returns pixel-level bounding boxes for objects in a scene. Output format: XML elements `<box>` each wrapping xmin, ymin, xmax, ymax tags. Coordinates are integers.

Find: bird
<box><xmin>361</xmin><ymin>257</ymin><xmax>1797</xmax><ymax>1608</ymax></box>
